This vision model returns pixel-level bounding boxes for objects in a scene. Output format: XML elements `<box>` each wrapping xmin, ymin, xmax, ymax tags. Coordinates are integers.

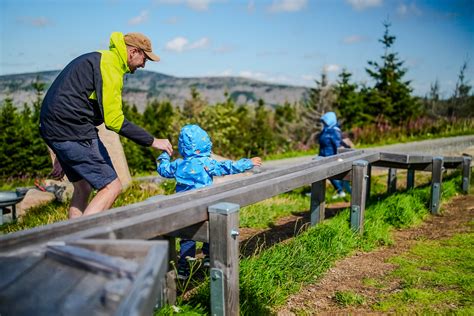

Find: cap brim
<box><xmin>144</xmin><ymin>51</ymin><xmax>160</xmax><ymax>62</ymax></box>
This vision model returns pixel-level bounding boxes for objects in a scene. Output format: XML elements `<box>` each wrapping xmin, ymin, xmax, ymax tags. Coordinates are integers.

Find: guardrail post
<box><xmin>310</xmin><ymin>180</ymin><xmax>326</xmax><ymax>225</ymax></box>
<box><xmin>165</xmin><ymin>236</ymin><xmax>177</xmax><ymax>305</ymax></box>
<box><xmin>462</xmin><ymin>155</ymin><xmax>471</xmax><ymax>194</ymax></box>
<box><xmin>407</xmin><ymin>169</ymin><xmax>415</xmax><ymax>190</ymax></box>
<box><xmin>387</xmin><ymin>168</ymin><xmax>397</xmax><ymax>194</ymax></box>
<box><xmin>208</xmin><ymin>202</ymin><xmax>240</xmax><ymax>316</ymax></box>
<box><xmin>366</xmin><ymin>164</ymin><xmax>371</xmax><ymax>202</ymax></box>
<box><xmin>351</xmin><ymin>160</ymin><xmax>368</xmax><ymax>233</ymax></box>
<box><xmin>430</xmin><ymin>157</ymin><xmax>444</xmax><ymax>214</ymax></box>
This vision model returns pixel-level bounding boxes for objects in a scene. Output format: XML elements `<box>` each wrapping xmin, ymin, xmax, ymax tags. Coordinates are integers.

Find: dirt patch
<box><xmin>275</xmin><ymin>193</ymin><xmax>474</xmax><ymax>315</ymax></box>
<box><xmin>239</xmin><ymin>202</ymin><xmax>350</xmax><ymax>257</ymax></box>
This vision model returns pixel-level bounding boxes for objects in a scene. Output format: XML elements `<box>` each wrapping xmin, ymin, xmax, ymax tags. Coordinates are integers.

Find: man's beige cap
<box><xmin>124</xmin><ymin>32</ymin><xmax>160</xmax><ymax>61</ymax></box>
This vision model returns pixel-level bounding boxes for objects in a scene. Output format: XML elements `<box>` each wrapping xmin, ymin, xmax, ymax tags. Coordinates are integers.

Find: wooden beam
<box><xmin>62</xmin><ymin>152</ymin><xmax>381</xmax><ymax>244</ymax></box>
<box><xmin>0</xmin><ymin>150</ymin><xmax>370</xmax><ymax>254</ymax></box>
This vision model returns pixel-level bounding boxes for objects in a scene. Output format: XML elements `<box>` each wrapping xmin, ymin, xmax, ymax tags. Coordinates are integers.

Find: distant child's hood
<box><xmin>320</xmin><ymin>112</ymin><xmax>338</xmax><ymax>129</ymax></box>
<box><xmin>178</xmin><ymin>124</ymin><xmax>212</xmax><ymax>158</ymax></box>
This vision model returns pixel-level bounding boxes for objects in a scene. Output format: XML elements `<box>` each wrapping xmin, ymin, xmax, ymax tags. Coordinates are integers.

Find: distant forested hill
<box><xmin>0</xmin><ymin>70</ymin><xmax>309</xmax><ymax>111</ymax></box>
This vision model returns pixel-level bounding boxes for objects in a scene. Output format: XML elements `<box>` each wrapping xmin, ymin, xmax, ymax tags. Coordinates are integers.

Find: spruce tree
<box><xmin>334</xmin><ymin>69</ymin><xmax>366</xmax><ymax>128</ymax></box>
<box><xmin>365</xmin><ymin>21</ymin><xmax>420</xmax><ymax>124</ymax></box>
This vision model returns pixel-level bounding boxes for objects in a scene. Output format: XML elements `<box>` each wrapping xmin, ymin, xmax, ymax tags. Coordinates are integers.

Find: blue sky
<box><xmin>1</xmin><ymin>0</ymin><xmax>473</xmax><ymax>97</ymax></box>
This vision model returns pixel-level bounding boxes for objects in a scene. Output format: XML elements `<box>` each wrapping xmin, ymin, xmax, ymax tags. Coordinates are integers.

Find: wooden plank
<box><xmin>0</xmin><ymin>255</ymin><xmax>94</xmax><ymax>315</ymax></box>
<box><xmin>164</xmin><ymin>221</ymin><xmax>209</xmax><ymax>242</ymax></box>
<box><xmin>68</xmin><ymin>239</ymin><xmax>154</xmax><ymax>259</ymax></box>
<box><xmin>45</xmin><ymin>244</ymin><xmax>139</xmax><ymax>279</ymax></box>
<box><xmin>116</xmin><ymin>241</ymin><xmax>169</xmax><ymax>314</ymax></box>
<box><xmin>0</xmin><ymin>255</ymin><xmax>43</xmax><ymax>290</ymax></box>
<box><xmin>0</xmin><ymin>150</ymin><xmax>370</xmax><ymax>254</ymax></box>
<box><xmin>64</xmin><ymin>152</ymin><xmax>381</xmax><ymax>243</ymax></box>
<box><xmin>0</xmin><ymin>240</ymin><xmax>169</xmax><ymax>315</ymax></box>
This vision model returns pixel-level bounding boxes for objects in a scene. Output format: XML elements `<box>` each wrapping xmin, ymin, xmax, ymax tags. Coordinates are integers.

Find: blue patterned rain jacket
<box><xmin>157</xmin><ymin>124</ymin><xmax>254</xmax><ymax>192</ymax></box>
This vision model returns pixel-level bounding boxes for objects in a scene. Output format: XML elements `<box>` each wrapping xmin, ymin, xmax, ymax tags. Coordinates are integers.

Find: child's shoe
<box><xmin>177</xmin><ymin>267</ymin><xmax>189</xmax><ymax>280</ymax></box>
<box><xmin>203</xmin><ymin>256</ymin><xmax>210</xmax><ymax>268</ymax></box>
<box><xmin>332</xmin><ymin>191</ymin><xmax>346</xmax><ymax>199</ymax></box>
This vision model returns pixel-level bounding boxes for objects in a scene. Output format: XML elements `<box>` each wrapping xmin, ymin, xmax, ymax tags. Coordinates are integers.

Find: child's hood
<box><xmin>178</xmin><ymin>124</ymin><xmax>212</xmax><ymax>158</ymax></box>
<box><xmin>320</xmin><ymin>112</ymin><xmax>338</xmax><ymax>128</ymax></box>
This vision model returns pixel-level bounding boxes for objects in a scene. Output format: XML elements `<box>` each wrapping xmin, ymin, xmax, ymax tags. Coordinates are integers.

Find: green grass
<box><xmin>174</xmin><ymin>174</ymin><xmax>464</xmax><ymax>315</ymax></box>
<box><xmin>1</xmin><ymin>163</ymin><xmax>469</xmax><ymax>315</ymax></box>
<box><xmin>240</xmin><ymin>191</ymin><xmax>309</xmax><ymax>228</ymax></box>
<box><xmin>334</xmin><ymin>290</ymin><xmax>366</xmax><ymax>307</ymax></box>
<box><xmin>0</xmin><ymin>181</ymin><xmax>166</xmax><ymax>234</ymax></box>
<box><xmin>374</xmin><ymin>232</ymin><xmax>474</xmax><ymax>314</ymax></box>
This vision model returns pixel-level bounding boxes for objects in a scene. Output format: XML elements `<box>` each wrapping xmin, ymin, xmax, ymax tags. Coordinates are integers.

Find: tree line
<box><xmin>1</xmin><ymin>22</ymin><xmax>472</xmax><ymax>178</ymax></box>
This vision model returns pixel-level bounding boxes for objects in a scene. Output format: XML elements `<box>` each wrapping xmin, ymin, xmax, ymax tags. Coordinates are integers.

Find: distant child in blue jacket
<box><xmin>318</xmin><ymin>112</ymin><xmax>351</xmax><ymax>199</ymax></box>
<box><xmin>157</xmin><ymin>124</ymin><xmax>261</xmax><ymax>279</ymax></box>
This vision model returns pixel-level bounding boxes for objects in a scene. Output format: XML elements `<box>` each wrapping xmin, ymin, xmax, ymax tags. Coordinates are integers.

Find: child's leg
<box><xmin>343</xmin><ymin>180</ymin><xmax>352</xmax><ymax>194</ymax></box>
<box><xmin>202</xmin><ymin>242</ymin><xmax>209</xmax><ymax>256</ymax></box>
<box><xmin>179</xmin><ymin>239</ymin><xmax>196</xmax><ymax>271</ymax></box>
<box><xmin>330</xmin><ymin>179</ymin><xmax>344</xmax><ymax>193</ymax></box>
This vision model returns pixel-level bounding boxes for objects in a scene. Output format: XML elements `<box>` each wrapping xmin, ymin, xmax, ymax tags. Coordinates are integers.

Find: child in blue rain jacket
<box><xmin>318</xmin><ymin>112</ymin><xmax>351</xmax><ymax>199</ymax></box>
<box><xmin>157</xmin><ymin>124</ymin><xmax>262</xmax><ymax>279</ymax></box>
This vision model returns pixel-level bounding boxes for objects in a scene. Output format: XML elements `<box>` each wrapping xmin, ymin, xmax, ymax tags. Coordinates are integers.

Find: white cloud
<box><xmin>268</xmin><ymin>0</ymin><xmax>307</xmax><ymax>13</ymax></box>
<box><xmin>166</xmin><ymin>37</ymin><xmax>189</xmax><ymax>52</ymax></box>
<box><xmin>187</xmin><ymin>0</ymin><xmax>211</xmax><ymax>11</ymax></box>
<box><xmin>188</xmin><ymin>37</ymin><xmax>210</xmax><ymax>49</ymax></box>
<box><xmin>239</xmin><ymin>71</ymin><xmax>268</xmax><ymax>82</ymax></box>
<box><xmin>16</xmin><ymin>16</ymin><xmax>52</xmax><ymax>27</ymax></box>
<box><xmin>324</xmin><ymin>64</ymin><xmax>341</xmax><ymax>73</ymax></box>
<box><xmin>239</xmin><ymin>70</ymin><xmax>297</xmax><ymax>85</ymax></box>
<box><xmin>343</xmin><ymin>35</ymin><xmax>365</xmax><ymax>44</ymax></box>
<box><xmin>247</xmin><ymin>0</ymin><xmax>256</xmax><ymax>14</ymax></box>
<box><xmin>302</xmin><ymin>74</ymin><xmax>316</xmax><ymax>81</ymax></box>
<box><xmin>156</xmin><ymin>0</ymin><xmax>213</xmax><ymax>11</ymax></box>
<box><xmin>128</xmin><ymin>10</ymin><xmax>149</xmax><ymax>25</ymax></box>
<box><xmin>165</xmin><ymin>36</ymin><xmax>210</xmax><ymax>52</ymax></box>
<box><xmin>213</xmin><ymin>44</ymin><xmax>234</xmax><ymax>54</ymax></box>
<box><xmin>164</xmin><ymin>16</ymin><xmax>180</xmax><ymax>24</ymax></box>
<box><xmin>397</xmin><ymin>3</ymin><xmax>422</xmax><ymax>16</ymax></box>
<box><xmin>346</xmin><ymin>0</ymin><xmax>382</xmax><ymax>11</ymax></box>
<box><xmin>209</xmin><ymin>69</ymin><xmax>233</xmax><ymax>76</ymax></box>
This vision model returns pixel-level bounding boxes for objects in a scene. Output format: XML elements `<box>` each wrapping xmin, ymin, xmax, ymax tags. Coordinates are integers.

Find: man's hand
<box><xmin>152</xmin><ymin>138</ymin><xmax>173</xmax><ymax>156</ymax></box>
<box><xmin>49</xmin><ymin>158</ymin><xmax>65</xmax><ymax>180</ymax></box>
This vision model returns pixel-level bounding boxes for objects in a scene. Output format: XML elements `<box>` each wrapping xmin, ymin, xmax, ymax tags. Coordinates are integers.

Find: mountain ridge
<box><xmin>0</xmin><ymin>70</ymin><xmax>309</xmax><ymax>111</ymax></box>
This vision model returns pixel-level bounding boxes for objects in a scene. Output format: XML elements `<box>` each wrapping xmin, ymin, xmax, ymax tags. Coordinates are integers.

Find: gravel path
<box><xmin>261</xmin><ymin>135</ymin><xmax>474</xmax><ymax>171</ymax></box>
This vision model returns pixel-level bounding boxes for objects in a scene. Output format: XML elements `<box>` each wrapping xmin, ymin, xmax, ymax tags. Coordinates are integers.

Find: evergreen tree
<box><xmin>248</xmin><ymin>99</ymin><xmax>276</xmax><ymax>156</ymax></box>
<box><xmin>182</xmin><ymin>87</ymin><xmax>207</xmax><ymax>124</ymax></box>
<box><xmin>448</xmin><ymin>60</ymin><xmax>473</xmax><ymax>117</ymax></box>
<box><xmin>365</xmin><ymin>21</ymin><xmax>420</xmax><ymax>124</ymax></box>
<box><xmin>301</xmin><ymin>71</ymin><xmax>336</xmax><ymax>145</ymax></box>
<box><xmin>334</xmin><ymin>69</ymin><xmax>366</xmax><ymax>128</ymax></box>
<box><xmin>425</xmin><ymin>79</ymin><xmax>441</xmax><ymax>117</ymax></box>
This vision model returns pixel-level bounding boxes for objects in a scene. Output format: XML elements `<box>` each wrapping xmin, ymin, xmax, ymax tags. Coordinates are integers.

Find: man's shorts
<box><xmin>45</xmin><ymin>138</ymin><xmax>117</xmax><ymax>190</ymax></box>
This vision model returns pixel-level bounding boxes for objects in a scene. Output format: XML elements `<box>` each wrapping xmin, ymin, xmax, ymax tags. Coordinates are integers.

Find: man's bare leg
<box><xmin>83</xmin><ymin>178</ymin><xmax>122</xmax><ymax>217</ymax></box>
<box><xmin>70</xmin><ymin>179</ymin><xmax>92</xmax><ymax>219</ymax></box>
